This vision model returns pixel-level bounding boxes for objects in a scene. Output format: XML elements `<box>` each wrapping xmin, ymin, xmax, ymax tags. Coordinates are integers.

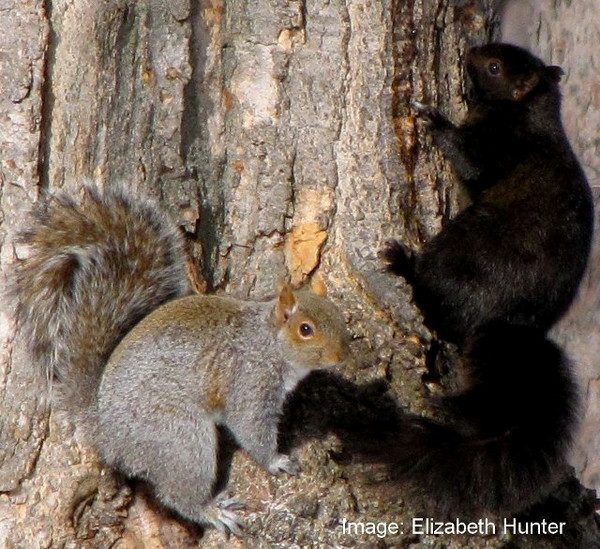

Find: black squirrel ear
<box><xmin>512</xmin><ymin>72</ymin><xmax>539</xmax><ymax>101</ymax></box>
<box><xmin>276</xmin><ymin>283</ymin><xmax>297</xmax><ymax>324</ymax></box>
<box><xmin>546</xmin><ymin>65</ymin><xmax>564</xmax><ymax>83</ymax></box>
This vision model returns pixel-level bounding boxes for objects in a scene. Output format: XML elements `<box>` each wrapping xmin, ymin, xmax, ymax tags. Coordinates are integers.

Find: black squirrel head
<box><xmin>466</xmin><ymin>43</ymin><xmax>564</xmax><ymax>103</ymax></box>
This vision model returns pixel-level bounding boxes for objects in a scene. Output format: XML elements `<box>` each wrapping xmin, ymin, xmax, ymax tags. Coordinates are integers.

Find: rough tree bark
<box><xmin>0</xmin><ymin>1</ymin><xmax>598</xmax><ymax>548</ymax></box>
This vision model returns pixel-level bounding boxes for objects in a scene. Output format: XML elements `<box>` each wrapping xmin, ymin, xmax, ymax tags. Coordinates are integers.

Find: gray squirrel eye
<box><xmin>299</xmin><ymin>322</ymin><xmax>314</xmax><ymax>338</ymax></box>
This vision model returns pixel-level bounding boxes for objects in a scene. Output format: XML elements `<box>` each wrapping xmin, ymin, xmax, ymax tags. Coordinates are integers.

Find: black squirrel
<box><xmin>382</xmin><ymin>43</ymin><xmax>594</xmax><ymax>517</ymax></box>
<box><xmin>12</xmin><ymin>186</ymin><xmax>349</xmax><ymax>534</ymax></box>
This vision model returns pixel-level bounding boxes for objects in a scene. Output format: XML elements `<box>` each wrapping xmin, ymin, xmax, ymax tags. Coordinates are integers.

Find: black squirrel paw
<box><xmin>411</xmin><ymin>100</ymin><xmax>451</xmax><ymax>129</ymax></box>
<box><xmin>382</xmin><ymin>239</ymin><xmax>415</xmax><ymax>280</ymax></box>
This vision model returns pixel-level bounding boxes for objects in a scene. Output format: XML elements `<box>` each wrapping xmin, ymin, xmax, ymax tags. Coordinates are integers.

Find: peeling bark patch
<box><xmin>285</xmin><ymin>187</ymin><xmax>333</xmax><ymax>283</ymax></box>
<box><xmin>285</xmin><ymin>221</ymin><xmax>328</xmax><ymax>283</ymax></box>
<box><xmin>278</xmin><ymin>28</ymin><xmax>306</xmax><ymax>52</ymax></box>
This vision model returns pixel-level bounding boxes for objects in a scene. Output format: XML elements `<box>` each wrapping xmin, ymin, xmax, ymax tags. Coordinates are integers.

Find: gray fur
<box><xmin>12</xmin><ymin>187</ymin><xmax>349</xmax><ymax>533</ymax></box>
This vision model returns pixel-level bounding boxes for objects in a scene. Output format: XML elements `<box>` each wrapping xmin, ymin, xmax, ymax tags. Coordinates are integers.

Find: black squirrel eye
<box><xmin>299</xmin><ymin>322</ymin><xmax>314</xmax><ymax>338</ymax></box>
<box><xmin>488</xmin><ymin>61</ymin><xmax>501</xmax><ymax>75</ymax></box>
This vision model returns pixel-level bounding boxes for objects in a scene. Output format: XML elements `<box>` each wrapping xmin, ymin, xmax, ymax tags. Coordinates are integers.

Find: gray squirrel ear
<box><xmin>546</xmin><ymin>65</ymin><xmax>564</xmax><ymax>83</ymax></box>
<box><xmin>309</xmin><ymin>273</ymin><xmax>328</xmax><ymax>297</ymax></box>
<box><xmin>276</xmin><ymin>283</ymin><xmax>297</xmax><ymax>324</ymax></box>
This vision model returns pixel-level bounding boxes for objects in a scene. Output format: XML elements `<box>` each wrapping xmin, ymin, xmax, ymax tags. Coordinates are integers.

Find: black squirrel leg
<box><xmin>412</xmin><ymin>101</ymin><xmax>481</xmax><ymax>181</ymax></box>
<box><xmin>383</xmin><ymin>240</ymin><xmax>416</xmax><ymax>283</ymax></box>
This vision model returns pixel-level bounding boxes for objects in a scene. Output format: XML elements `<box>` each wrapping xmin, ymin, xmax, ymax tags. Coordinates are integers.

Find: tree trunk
<box><xmin>0</xmin><ymin>1</ymin><xmax>598</xmax><ymax>548</ymax></box>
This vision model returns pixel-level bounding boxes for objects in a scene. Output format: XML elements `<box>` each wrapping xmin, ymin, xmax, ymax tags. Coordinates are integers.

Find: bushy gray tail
<box><xmin>12</xmin><ymin>186</ymin><xmax>190</xmax><ymax>411</ymax></box>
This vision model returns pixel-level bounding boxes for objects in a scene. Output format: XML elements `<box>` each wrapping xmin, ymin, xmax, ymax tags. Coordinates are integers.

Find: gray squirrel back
<box><xmin>11</xmin><ymin>185</ymin><xmax>349</xmax><ymax>533</ymax></box>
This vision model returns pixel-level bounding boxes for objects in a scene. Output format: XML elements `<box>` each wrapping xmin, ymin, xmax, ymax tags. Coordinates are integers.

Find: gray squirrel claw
<box><xmin>215</xmin><ymin>491</ymin><xmax>247</xmax><ymax>511</ymax></box>
<box><xmin>214</xmin><ymin>508</ymin><xmax>245</xmax><ymax>538</ymax></box>
<box><xmin>206</xmin><ymin>493</ymin><xmax>246</xmax><ymax>538</ymax></box>
<box><xmin>201</xmin><ymin>492</ymin><xmax>246</xmax><ymax>538</ymax></box>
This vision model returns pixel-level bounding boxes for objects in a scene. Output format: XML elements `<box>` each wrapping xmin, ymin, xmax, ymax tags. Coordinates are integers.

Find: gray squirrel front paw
<box><xmin>268</xmin><ymin>453</ymin><xmax>301</xmax><ymax>476</ymax></box>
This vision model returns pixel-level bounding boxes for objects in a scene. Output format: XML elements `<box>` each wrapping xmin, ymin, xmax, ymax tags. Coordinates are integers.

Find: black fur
<box><xmin>383</xmin><ymin>43</ymin><xmax>593</xmax><ymax>517</ymax></box>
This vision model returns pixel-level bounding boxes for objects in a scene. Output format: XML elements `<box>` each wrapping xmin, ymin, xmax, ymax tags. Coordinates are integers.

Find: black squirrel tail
<box><xmin>11</xmin><ymin>186</ymin><xmax>190</xmax><ymax>411</ymax></box>
<box><xmin>361</xmin><ymin>323</ymin><xmax>578</xmax><ymax>518</ymax></box>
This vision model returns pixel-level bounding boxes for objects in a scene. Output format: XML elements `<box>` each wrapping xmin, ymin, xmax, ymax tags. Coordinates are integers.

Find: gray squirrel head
<box><xmin>273</xmin><ymin>277</ymin><xmax>349</xmax><ymax>370</ymax></box>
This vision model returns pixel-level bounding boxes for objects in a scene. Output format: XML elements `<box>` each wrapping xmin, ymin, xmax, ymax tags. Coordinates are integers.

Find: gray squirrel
<box><xmin>12</xmin><ymin>185</ymin><xmax>350</xmax><ymax>534</ymax></box>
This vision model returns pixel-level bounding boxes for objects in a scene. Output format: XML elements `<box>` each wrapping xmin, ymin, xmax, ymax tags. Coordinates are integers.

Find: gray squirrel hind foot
<box><xmin>199</xmin><ymin>455</ymin><xmax>298</xmax><ymax>537</ymax></box>
<box><xmin>202</xmin><ymin>492</ymin><xmax>247</xmax><ymax>537</ymax></box>
<box><xmin>204</xmin><ymin>454</ymin><xmax>299</xmax><ymax>537</ymax></box>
